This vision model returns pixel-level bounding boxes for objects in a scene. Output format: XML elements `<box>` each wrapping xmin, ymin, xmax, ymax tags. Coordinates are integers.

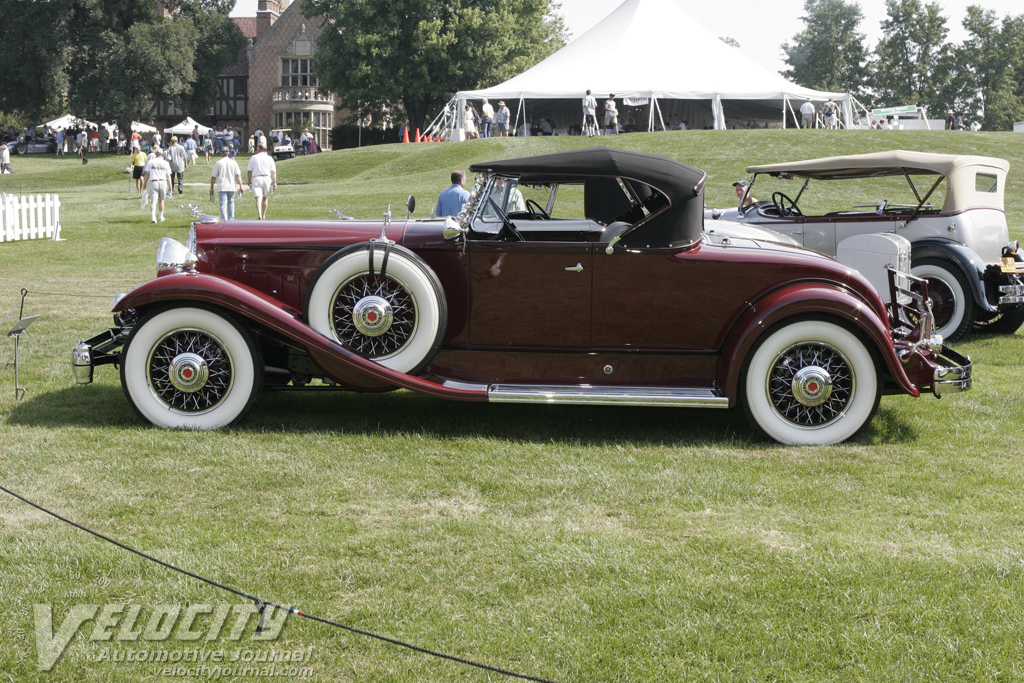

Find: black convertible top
<box><xmin>470</xmin><ymin>147</ymin><xmax>707</xmax><ymax>248</ymax></box>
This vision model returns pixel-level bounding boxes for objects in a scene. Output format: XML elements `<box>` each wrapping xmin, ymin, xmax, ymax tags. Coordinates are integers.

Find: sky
<box><xmin>230</xmin><ymin>0</ymin><xmax>1022</xmax><ymax>75</ymax></box>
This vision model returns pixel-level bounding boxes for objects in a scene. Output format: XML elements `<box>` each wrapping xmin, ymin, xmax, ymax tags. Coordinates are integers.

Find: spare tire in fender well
<box><xmin>303</xmin><ymin>242</ymin><xmax>448</xmax><ymax>375</ymax></box>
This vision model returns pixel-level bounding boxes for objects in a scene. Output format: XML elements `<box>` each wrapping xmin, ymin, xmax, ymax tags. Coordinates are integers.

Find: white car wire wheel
<box><xmin>121</xmin><ymin>307</ymin><xmax>263</xmax><ymax>429</ymax></box>
<box><xmin>910</xmin><ymin>258</ymin><xmax>975</xmax><ymax>342</ymax></box>
<box><xmin>305</xmin><ymin>244</ymin><xmax>447</xmax><ymax>375</ymax></box>
<box><xmin>742</xmin><ymin>320</ymin><xmax>880</xmax><ymax>446</ymax></box>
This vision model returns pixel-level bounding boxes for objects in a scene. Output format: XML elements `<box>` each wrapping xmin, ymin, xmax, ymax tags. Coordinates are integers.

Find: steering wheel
<box><xmin>525</xmin><ymin>198</ymin><xmax>550</xmax><ymax>220</ymax></box>
<box><xmin>772</xmin><ymin>191</ymin><xmax>803</xmax><ymax>217</ymax></box>
<box><xmin>487</xmin><ymin>197</ymin><xmax>524</xmax><ymax>242</ymax></box>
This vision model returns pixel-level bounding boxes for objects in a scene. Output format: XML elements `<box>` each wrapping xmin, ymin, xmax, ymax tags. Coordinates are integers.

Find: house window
<box><xmin>281</xmin><ymin>58</ymin><xmax>318</xmax><ymax>88</ymax></box>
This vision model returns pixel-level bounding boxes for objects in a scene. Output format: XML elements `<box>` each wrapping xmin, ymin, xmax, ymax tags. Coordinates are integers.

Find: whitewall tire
<box><xmin>305</xmin><ymin>244</ymin><xmax>446</xmax><ymax>375</ymax></box>
<box><xmin>121</xmin><ymin>307</ymin><xmax>262</xmax><ymax>429</ymax></box>
<box><xmin>742</xmin><ymin>320</ymin><xmax>880</xmax><ymax>445</ymax></box>
<box><xmin>910</xmin><ymin>259</ymin><xmax>975</xmax><ymax>342</ymax></box>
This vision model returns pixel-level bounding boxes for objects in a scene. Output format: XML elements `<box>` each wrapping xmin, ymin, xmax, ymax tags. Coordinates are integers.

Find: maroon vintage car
<box><xmin>73</xmin><ymin>148</ymin><xmax>970</xmax><ymax>445</ymax></box>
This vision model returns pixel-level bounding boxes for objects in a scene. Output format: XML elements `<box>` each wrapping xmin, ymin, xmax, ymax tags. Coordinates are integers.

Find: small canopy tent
<box><xmin>131</xmin><ymin>121</ymin><xmax>158</xmax><ymax>133</ymax></box>
<box><xmin>164</xmin><ymin>117</ymin><xmax>211</xmax><ymax>136</ymax></box>
<box><xmin>447</xmin><ymin>0</ymin><xmax>850</xmax><ymax>135</ymax></box>
<box><xmin>43</xmin><ymin>115</ymin><xmax>97</xmax><ymax>131</ymax></box>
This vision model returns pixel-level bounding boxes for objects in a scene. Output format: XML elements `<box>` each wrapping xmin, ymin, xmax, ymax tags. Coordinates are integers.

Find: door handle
<box><xmin>565</xmin><ymin>263</ymin><xmax>584</xmax><ymax>273</ymax></box>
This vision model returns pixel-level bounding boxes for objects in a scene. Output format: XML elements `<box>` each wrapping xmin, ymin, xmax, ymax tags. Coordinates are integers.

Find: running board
<box><xmin>484</xmin><ymin>384</ymin><xmax>729</xmax><ymax>408</ymax></box>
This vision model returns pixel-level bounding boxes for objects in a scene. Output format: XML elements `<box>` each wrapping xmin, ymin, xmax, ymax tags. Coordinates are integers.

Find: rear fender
<box><xmin>911</xmin><ymin>239</ymin><xmax>996</xmax><ymax>313</ymax></box>
<box><xmin>720</xmin><ymin>284</ymin><xmax>919</xmax><ymax>403</ymax></box>
<box><xmin>115</xmin><ymin>273</ymin><xmax>485</xmax><ymax>401</ymax></box>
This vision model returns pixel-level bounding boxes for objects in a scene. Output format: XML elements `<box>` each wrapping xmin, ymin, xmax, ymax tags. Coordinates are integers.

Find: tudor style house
<box><xmin>152</xmin><ymin>0</ymin><xmax>339</xmax><ymax>151</ymax></box>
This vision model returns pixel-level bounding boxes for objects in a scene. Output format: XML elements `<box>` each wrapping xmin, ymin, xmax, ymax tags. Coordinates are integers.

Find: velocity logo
<box><xmin>34</xmin><ymin>602</ymin><xmax>289</xmax><ymax>671</ymax></box>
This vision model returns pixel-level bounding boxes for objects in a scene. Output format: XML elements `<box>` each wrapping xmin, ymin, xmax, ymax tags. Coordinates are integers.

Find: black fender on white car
<box><xmin>910</xmin><ymin>238</ymin><xmax>996</xmax><ymax>314</ymax></box>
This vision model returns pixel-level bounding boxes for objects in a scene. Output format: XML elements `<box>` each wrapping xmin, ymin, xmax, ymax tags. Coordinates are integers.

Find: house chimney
<box><xmin>256</xmin><ymin>0</ymin><xmax>290</xmax><ymax>38</ymax></box>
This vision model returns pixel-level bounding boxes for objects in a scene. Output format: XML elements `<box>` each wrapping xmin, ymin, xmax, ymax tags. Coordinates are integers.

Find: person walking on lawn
<box><xmin>165</xmin><ymin>136</ymin><xmax>188</xmax><ymax>196</ymax></box>
<box><xmin>246</xmin><ymin>143</ymin><xmax>278</xmax><ymax>220</ymax></box>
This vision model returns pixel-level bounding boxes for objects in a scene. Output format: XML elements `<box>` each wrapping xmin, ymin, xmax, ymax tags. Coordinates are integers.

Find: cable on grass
<box><xmin>0</xmin><ymin>483</ymin><xmax>560</xmax><ymax>683</ymax></box>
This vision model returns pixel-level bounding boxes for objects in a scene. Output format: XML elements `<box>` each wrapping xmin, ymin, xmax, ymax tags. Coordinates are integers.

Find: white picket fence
<box><xmin>0</xmin><ymin>193</ymin><xmax>62</xmax><ymax>242</ymax></box>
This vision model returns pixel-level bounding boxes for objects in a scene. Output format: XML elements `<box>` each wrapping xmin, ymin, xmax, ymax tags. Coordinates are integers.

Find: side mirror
<box><xmin>406</xmin><ymin>194</ymin><xmax>416</xmax><ymax>218</ymax></box>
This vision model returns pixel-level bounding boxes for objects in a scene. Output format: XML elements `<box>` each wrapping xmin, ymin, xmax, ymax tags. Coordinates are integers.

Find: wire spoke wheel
<box><xmin>331</xmin><ymin>273</ymin><xmax>416</xmax><ymax>359</ymax></box>
<box><xmin>767</xmin><ymin>341</ymin><xmax>853</xmax><ymax>427</ymax></box>
<box><xmin>121</xmin><ymin>307</ymin><xmax>262</xmax><ymax>429</ymax></box>
<box><xmin>910</xmin><ymin>259</ymin><xmax>974</xmax><ymax>342</ymax></box>
<box><xmin>147</xmin><ymin>329</ymin><xmax>234</xmax><ymax>413</ymax></box>
<box><xmin>305</xmin><ymin>244</ymin><xmax>447</xmax><ymax>374</ymax></box>
<box><xmin>742</xmin><ymin>320</ymin><xmax>879</xmax><ymax>445</ymax></box>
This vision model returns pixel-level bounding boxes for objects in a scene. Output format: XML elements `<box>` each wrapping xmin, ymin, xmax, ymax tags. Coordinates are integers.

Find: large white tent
<box><xmin>447</xmin><ymin>0</ymin><xmax>851</xmax><ymax>135</ymax></box>
<box><xmin>164</xmin><ymin>117</ymin><xmax>211</xmax><ymax>136</ymax></box>
<box><xmin>43</xmin><ymin>114</ymin><xmax>97</xmax><ymax>131</ymax></box>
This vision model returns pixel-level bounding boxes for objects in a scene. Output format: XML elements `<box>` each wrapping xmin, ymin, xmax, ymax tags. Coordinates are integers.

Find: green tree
<box><xmin>301</xmin><ymin>0</ymin><xmax>566</xmax><ymax>130</ymax></box>
<box><xmin>956</xmin><ymin>6</ymin><xmax>1024</xmax><ymax>130</ymax></box>
<box><xmin>780</xmin><ymin>0</ymin><xmax>869</xmax><ymax>94</ymax></box>
<box><xmin>871</xmin><ymin>0</ymin><xmax>954</xmax><ymax>112</ymax></box>
<box><xmin>0</xmin><ymin>0</ymin><xmax>242</xmax><ymax>129</ymax></box>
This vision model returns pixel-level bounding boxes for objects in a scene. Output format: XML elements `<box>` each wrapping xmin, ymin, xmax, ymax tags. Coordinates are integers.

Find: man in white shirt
<box><xmin>603</xmin><ymin>95</ymin><xmax>619</xmax><ymax>136</ymax></box>
<box><xmin>246</xmin><ymin>143</ymin><xmax>278</xmax><ymax>220</ymax></box>
<box><xmin>583</xmin><ymin>89</ymin><xmax>597</xmax><ymax>137</ymax></box>
<box><xmin>0</xmin><ymin>142</ymin><xmax>12</xmax><ymax>174</ymax></box>
<box><xmin>142</xmin><ymin>147</ymin><xmax>172</xmax><ymax>223</ymax></box>
<box><xmin>210</xmin><ymin>147</ymin><xmax>244</xmax><ymax>220</ymax></box>
<box><xmin>480</xmin><ymin>98</ymin><xmax>494</xmax><ymax>138</ymax></box>
<box><xmin>164</xmin><ymin>136</ymin><xmax>188</xmax><ymax>196</ymax></box>
<box><xmin>800</xmin><ymin>99</ymin><xmax>815</xmax><ymax>129</ymax></box>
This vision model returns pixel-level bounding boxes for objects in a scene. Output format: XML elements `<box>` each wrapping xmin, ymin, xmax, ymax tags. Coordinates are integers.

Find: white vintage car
<box><xmin>705</xmin><ymin>151</ymin><xmax>1024</xmax><ymax>341</ymax></box>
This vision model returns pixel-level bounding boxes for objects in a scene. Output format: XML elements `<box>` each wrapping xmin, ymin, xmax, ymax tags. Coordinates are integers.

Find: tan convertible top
<box><xmin>746</xmin><ymin>150</ymin><xmax>1008</xmax><ymax>213</ymax></box>
<box><xmin>746</xmin><ymin>150</ymin><xmax>1009</xmax><ymax>178</ymax></box>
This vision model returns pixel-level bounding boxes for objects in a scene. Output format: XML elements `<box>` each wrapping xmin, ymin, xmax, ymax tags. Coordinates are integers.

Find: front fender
<box><xmin>911</xmin><ymin>239</ymin><xmax>996</xmax><ymax>313</ymax></box>
<box><xmin>719</xmin><ymin>284</ymin><xmax>919</xmax><ymax>403</ymax></box>
<box><xmin>115</xmin><ymin>273</ymin><xmax>486</xmax><ymax>401</ymax></box>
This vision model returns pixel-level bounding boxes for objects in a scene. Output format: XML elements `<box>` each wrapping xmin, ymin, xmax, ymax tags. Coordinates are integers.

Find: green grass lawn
<box><xmin>2</xmin><ymin>132</ymin><xmax>1023</xmax><ymax>682</ymax></box>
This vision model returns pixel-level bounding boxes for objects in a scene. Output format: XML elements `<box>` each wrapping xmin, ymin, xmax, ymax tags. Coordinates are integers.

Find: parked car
<box><xmin>269</xmin><ymin>129</ymin><xmax>295</xmax><ymax>160</ymax></box>
<box><xmin>5</xmin><ymin>136</ymin><xmax>57</xmax><ymax>155</ymax></box>
<box><xmin>72</xmin><ymin>148</ymin><xmax>971</xmax><ymax>445</ymax></box>
<box><xmin>705</xmin><ymin>151</ymin><xmax>1024</xmax><ymax>341</ymax></box>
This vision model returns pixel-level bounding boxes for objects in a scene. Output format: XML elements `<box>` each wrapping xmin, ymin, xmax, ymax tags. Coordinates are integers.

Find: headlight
<box><xmin>156</xmin><ymin>237</ymin><xmax>197</xmax><ymax>270</ymax></box>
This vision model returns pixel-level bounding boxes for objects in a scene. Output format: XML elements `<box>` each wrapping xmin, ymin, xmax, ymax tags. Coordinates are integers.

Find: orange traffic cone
<box><xmin>402</xmin><ymin>127</ymin><xmax>410</xmax><ymax>143</ymax></box>
<box><xmin>414</xmin><ymin>128</ymin><xmax>421</xmax><ymax>142</ymax></box>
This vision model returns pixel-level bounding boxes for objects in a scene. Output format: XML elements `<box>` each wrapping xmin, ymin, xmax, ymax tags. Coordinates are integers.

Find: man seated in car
<box><xmin>733</xmin><ymin>179</ymin><xmax>757</xmax><ymax>207</ymax></box>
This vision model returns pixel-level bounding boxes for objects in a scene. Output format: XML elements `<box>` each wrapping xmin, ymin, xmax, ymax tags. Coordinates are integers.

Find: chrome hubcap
<box><xmin>791</xmin><ymin>366</ymin><xmax>833</xmax><ymax>407</ymax></box>
<box><xmin>352</xmin><ymin>295</ymin><xmax>394</xmax><ymax>337</ymax></box>
<box><xmin>768</xmin><ymin>342</ymin><xmax>853</xmax><ymax>427</ymax></box>
<box><xmin>331</xmin><ymin>273</ymin><xmax>416</xmax><ymax>359</ymax></box>
<box><xmin>168</xmin><ymin>352</ymin><xmax>209</xmax><ymax>392</ymax></box>
<box><xmin>148</xmin><ymin>329</ymin><xmax>233</xmax><ymax>414</ymax></box>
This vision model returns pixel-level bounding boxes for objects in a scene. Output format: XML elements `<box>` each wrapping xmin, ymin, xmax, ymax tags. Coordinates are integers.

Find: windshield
<box><xmin>747</xmin><ymin>173</ymin><xmax>947</xmax><ymax>216</ymax></box>
<box><xmin>470</xmin><ymin>174</ymin><xmax>665</xmax><ymax>235</ymax></box>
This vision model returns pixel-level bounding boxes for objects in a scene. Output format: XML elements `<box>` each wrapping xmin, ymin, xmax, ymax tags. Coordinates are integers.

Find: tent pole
<box><xmin>786</xmin><ymin>96</ymin><xmax>801</xmax><ymax>130</ymax></box>
<box><xmin>782</xmin><ymin>95</ymin><xmax>788</xmax><ymax>130</ymax></box>
<box><xmin>654</xmin><ymin>96</ymin><xmax>667</xmax><ymax>131</ymax></box>
<box><xmin>456</xmin><ymin>95</ymin><xmax>466</xmax><ymax>141</ymax></box>
<box><xmin>519</xmin><ymin>95</ymin><xmax>526</xmax><ymax>136</ymax></box>
<box><xmin>647</xmin><ymin>96</ymin><xmax>654</xmax><ymax>132</ymax></box>
<box><xmin>841</xmin><ymin>95</ymin><xmax>854</xmax><ymax>130</ymax></box>
<box><xmin>712</xmin><ymin>96</ymin><xmax>724</xmax><ymax>130</ymax></box>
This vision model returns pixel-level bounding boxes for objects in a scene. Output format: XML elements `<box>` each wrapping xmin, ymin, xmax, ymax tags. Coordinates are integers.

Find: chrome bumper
<box><xmin>998</xmin><ymin>282</ymin><xmax>1024</xmax><ymax>305</ymax></box>
<box><xmin>932</xmin><ymin>347</ymin><xmax>971</xmax><ymax>396</ymax></box>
